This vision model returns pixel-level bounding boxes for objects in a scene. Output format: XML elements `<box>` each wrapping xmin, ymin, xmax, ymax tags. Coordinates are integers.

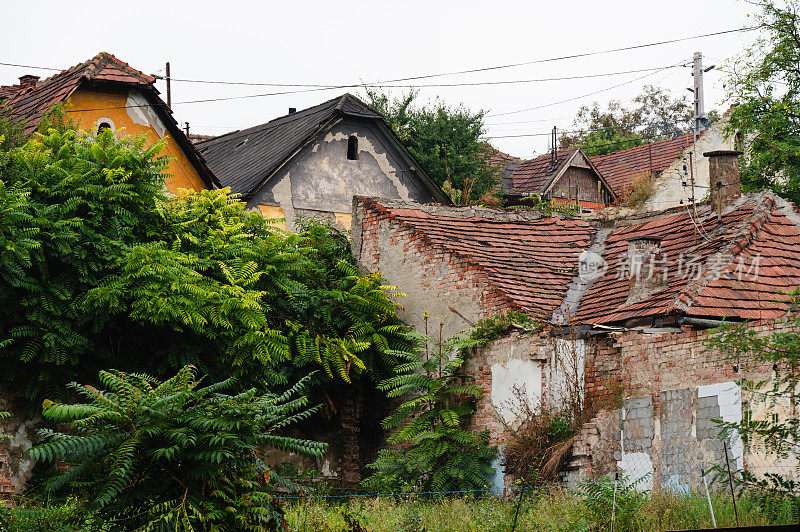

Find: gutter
<box><xmin>678</xmin><ymin>316</ymin><xmax>732</xmax><ymax>329</ymax></box>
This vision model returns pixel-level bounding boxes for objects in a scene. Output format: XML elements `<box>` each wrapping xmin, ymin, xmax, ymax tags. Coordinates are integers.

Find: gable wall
<box><xmin>68</xmin><ymin>88</ymin><xmax>208</xmax><ymax>193</ymax></box>
<box><xmin>550</xmin><ymin>166</ymin><xmax>606</xmax><ymax>206</ymax></box>
<box><xmin>352</xmin><ymin>201</ymin><xmax>512</xmax><ymax>338</ymax></box>
<box><xmin>249</xmin><ymin>120</ymin><xmax>436</xmax><ymax>231</ymax></box>
<box><xmin>645</xmin><ymin>116</ymin><xmax>734</xmax><ymax>210</ymax></box>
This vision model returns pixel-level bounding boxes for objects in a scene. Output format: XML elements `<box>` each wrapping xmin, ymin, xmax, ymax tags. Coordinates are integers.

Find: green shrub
<box><xmin>361</xmin><ymin>318</ymin><xmax>497</xmax><ymax>494</ymax></box>
<box><xmin>27</xmin><ymin>365</ymin><xmax>326</xmax><ymax>531</ymax></box>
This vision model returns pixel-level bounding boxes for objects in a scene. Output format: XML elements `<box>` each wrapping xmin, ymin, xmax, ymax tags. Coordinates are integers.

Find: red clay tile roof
<box><xmin>589</xmin><ymin>134</ymin><xmax>695</xmax><ymax>196</ymax></box>
<box><xmin>360</xmin><ymin>198</ymin><xmax>597</xmax><ymax>321</ymax></box>
<box><xmin>0</xmin><ymin>52</ymin><xmax>155</xmax><ymax>134</ymax></box>
<box><xmin>0</xmin><ymin>53</ymin><xmax>220</xmax><ymax>189</ymax></box>
<box><xmin>360</xmin><ymin>191</ymin><xmax>800</xmax><ymax>326</ymax></box>
<box><xmin>504</xmin><ymin>148</ymin><xmax>578</xmax><ymax>196</ymax></box>
<box><xmin>575</xmin><ymin>192</ymin><xmax>800</xmax><ymax>324</ymax></box>
<box><xmin>188</xmin><ymin>133</ymin><xmax>217</xmax><ymax>143</ymax></box>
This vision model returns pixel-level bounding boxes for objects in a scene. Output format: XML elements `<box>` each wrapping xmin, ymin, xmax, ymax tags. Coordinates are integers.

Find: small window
<box><xmin>95</xmin><ymin>117</ymin><xmax>115</xmax><ymax>135</ymax></box>
<box><xmin>347</xmin><ymin>135</ymin><xmax>358</xmax><ymax>160</ymax></box>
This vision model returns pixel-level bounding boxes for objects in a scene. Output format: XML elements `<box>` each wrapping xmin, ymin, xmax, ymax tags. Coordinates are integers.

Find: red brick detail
<box><xmin>356</xmin><ymin>198</ymin><xmax>596</xmax><ymax>321</ymax></box>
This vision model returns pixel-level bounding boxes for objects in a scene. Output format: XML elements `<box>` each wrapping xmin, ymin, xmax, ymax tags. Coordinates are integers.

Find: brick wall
<box><xmin>572</xmin><ymin>319</ymin><xmax>786</xmax><ymax>487</ymax></box>
<box><xmin>354</xmin><ymin>199</ymin><xmax>514</xmax><ymax>338</ymax></box>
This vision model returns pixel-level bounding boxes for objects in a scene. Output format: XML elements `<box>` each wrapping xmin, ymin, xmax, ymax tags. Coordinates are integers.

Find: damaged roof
<box><xmin>0</xmin><ymin>52</ymin><xmax>220</xmax><ymax>189</ymax></box>
<box><xmin>358</xmin><ymin>191</ymin><xmax>800</xmax><ymax>326</ymax></box>
<box><xmin>357</xmin><ymin>198</ymin><xmax>597</xmax><ymax>321</ymax></box>
<box><xmin>575</xmin><ymin>191</ymin><xmax>800</xmax><ymax>324</ymax></box>
<box><xmin>195</xmin><ymin>93</ymin><xmax>450</xmax><ymax>203</ymax></box>
<box><xmin>589</xmin><ymin>134</ymin><xmax>695</xmax><ymax>196</ymax></box>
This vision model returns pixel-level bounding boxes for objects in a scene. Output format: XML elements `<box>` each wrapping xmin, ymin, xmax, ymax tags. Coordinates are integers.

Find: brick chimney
<box><xmin>625</xmin><ymin>236</ymin><xmax>667</xmax><ymax>304</ymax></box>
<box><xmin>18</xmin><ymin>75</ymin><xmax>39</xmax><ymax>88</ymax></box>
<box><xmin>704</xmin><ymin>150</ymin><xmax>743</xmax><ymax>213</ymax></box>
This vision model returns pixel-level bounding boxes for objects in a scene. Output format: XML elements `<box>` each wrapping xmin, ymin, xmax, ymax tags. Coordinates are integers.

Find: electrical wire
<box><xmin>51</xmin><ymin>64</ymin><xmax>689</xmax><ymax>115</ymax></box>
<box><xmin>487</xmin><ymin>64</ymin><xmax>685</xmax><ymax>117</ymax></box>
<box><xmin>0</xmin><ymin>26</ymin><xmax>754</xmax><ymax>93</ymax></box>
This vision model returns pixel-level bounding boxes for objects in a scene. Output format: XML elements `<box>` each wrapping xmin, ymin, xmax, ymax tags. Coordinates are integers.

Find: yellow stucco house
<box><xmin>0</xmin><ymin>52</ymin><xmax>219</xmax><ymax>192</ymax></box>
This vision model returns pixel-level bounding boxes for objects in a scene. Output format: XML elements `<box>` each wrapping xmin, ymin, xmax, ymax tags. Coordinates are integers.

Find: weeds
<box><xmin>284</xmin><ymin>490</ymin><xmax>796</xmax><ymax>531</ymax></box>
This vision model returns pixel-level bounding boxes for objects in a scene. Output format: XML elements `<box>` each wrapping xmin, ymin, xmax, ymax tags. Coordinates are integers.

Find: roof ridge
<box><xmin>197</xmin><ymin>93</ymin><xmax>352</xmax><ymax>146</ymax></box>
<box><xmin>670</xmin><ymin>192</ymin><xmax>775</xmax><ymax>313</ymax></box>
<box><xmin>590</xmin><ymin>133</ymin><xmax>694</xmax><ymax>162</ymax></box>
<box><xmin>359</xmin><ymin>198</ymin><xmax>520</xmax><ymax>310</ymax></box>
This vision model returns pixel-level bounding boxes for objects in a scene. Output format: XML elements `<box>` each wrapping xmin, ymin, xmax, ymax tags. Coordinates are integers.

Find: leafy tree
<box><xmin>364</xmin><ymin>88</ymin><xmax>502</xmax><ymax>205</ymax></box>
<box><xmin>726</xmin><ymin>0</ymin><xmax>800</xmax><ymax>204</ymax></box>
<box><xmin>558</xmin><ymin>85</ymin><xmax>694</xmax><ymax>156</ymax></box>
<box><xmin>0</xmin><ymin>128</ymin><xmax>169</xmax><ymax>401</ymax></box>
<box><xmin>0</xmin><ymin>126</ymin><xmax>414</xmax><ymax>404</ymax></box>
<box><xmin>361</xmin><ymin>317</ymin><xmax>498</xmax><ymax>493</ymax></box>
<box><xmin>704</xmin><ymin>288</ymin><xmax>800</xmax><ymax>518</ymax></box>
<box><xmin>28</xmin><ymin>365</ymin><xmax>326</xmax><ymax>531</ymax></box>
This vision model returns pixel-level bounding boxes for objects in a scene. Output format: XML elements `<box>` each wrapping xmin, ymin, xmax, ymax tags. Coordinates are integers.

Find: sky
<box><xmin>2</xmin><ymin>0</ymin><xmax>759</xmax><ymax>158</ymax></box>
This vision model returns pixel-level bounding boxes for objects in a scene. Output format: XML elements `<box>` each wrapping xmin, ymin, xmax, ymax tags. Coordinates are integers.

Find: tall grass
<box><xmin>284</xmin><ymin>490</ymin><xmax>797</xmax><ymax>531</ymax></box>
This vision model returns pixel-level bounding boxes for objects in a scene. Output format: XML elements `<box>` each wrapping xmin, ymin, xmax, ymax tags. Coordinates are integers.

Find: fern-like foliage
<box><xmin>361</xmin><ymin>319</ymin><xmax>498</xmax><ymax>494</ymax></box>
<box><xmin>0</xmin><ymin>123</ymin><xmax>415</xmax><ymax>409</ymax></box>
<box><xmin>28</xmin><ymin>365</ymin><xmax>326</xmax><ymax>531</ymax></box>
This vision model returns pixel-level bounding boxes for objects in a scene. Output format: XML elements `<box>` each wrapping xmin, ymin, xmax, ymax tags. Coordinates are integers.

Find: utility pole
<box><xmin>691</xmin><ymin>52</ymin><xmax>715</xmax><ymax>140</ymax></box>
<box><xmin>165</xmin><ymin>61</ymin><xmax>172</xmax><ymax>109</ymax></box>
<box><xmin>184</xmin><ymin>122</ymin><xmax>190</xmax><ymax>136</ymax></box>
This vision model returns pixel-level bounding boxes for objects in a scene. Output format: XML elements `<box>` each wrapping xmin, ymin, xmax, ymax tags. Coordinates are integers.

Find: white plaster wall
<box><xmin>548</xmin><ymin>339</ymin><xmax>586</xmax><ymax>411</ymax></box>
<box><xmin>491</xmin><ymin>358</ymin><xmax>543</xmax><ymax>425</ymax></box>
<box><xmin>645</xmin><ymin>114</ymin><xmax>734</xmax><ymax>211</ymax></box>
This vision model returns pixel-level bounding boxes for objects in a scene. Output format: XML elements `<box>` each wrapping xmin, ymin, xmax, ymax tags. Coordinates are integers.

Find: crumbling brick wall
<box><xmin>351</xmin><ymin>198</ymin><xmax>515</xmax><ymax>338</ymax></box>
<box><xmin>572</xmin><ymin>320</ymin><xmax>784</xmax><ymax>487</ymax></box>
<box><xmin>0</xmin><ymin>391</ymin><xmax>39</xmax><ymax>500</ymax></box>
<box><xmin>465</xmin><ymin>331</ymin><xmax>551</xmax><ymax>446</ymax></box>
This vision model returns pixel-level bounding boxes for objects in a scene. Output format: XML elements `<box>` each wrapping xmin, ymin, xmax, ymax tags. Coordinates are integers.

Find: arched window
<box><xmin>95</xmin><ymin>117</ymin><xmax>115</xmax><ymax>135</ymax></box>
<box><xmin>347</xmin><ymin>135</ymin><xmax>358</xmax><ymax>160</ymax></box>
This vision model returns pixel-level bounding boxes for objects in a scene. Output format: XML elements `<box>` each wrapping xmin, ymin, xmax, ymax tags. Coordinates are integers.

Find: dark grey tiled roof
<box><xmin>195</xmin><ymin>93</ymin><xmax>384</xmax><ymax>198</ymax></box>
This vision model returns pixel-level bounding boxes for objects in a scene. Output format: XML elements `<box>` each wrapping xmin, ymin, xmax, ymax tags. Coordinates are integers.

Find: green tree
<box><xmin>704</xmin><ymin>288</ymin><xmax>800</xmax><ymax>518</ymax></box>
<box><xmin>0</xmin><ymin>125</ymin><xmax>414</xmax><ymax>407</ymax></box>
<box><xmin>28</xmin><ymin>365</ymin><xmax>326</xmax><ymax>531</ymax></box>
<box><xmin>558</xmin><ymin>85</ymin><xmax>694</xmax><ymax>156</ymax></box>
<box><xmin>726</xmin><ymin>0</ymin><xmax>800</xmax><ymax>204</ymax></box>
<box><xmin>361</xmin><ymin>317</ymin><xmax>498</xmax><ymax>493</ymax></box>
<box><xmin>364</xmin><ymin>88</ymin><xmax>502</xmax><ymax>205</ymax></box>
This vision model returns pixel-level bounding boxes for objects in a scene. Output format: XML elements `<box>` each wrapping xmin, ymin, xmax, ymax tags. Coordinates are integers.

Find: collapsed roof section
<box><xmin>355</xmin><ymin>190</ymin><xmax>800</xmax><ymax>327</ymax></box>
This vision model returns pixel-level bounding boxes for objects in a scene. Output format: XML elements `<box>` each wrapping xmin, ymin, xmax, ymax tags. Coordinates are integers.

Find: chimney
<box><xmin>625</xmin><ymin>236</ymin><xmax>667</xmax><ymax>304</ymax></box>
<box><xmin>704</xmin><ymin>150</ymin><xmax>743</xmax><ymax>219</ymax></box>
<box><xmin>288</xmin><ymin>107</ymin><xmax>297</xmax><ymax>114</ymax></box>
<box><xmin>18</xmin><ymin>75</ymin><xmax>39</xmax><ymax>88</ymax></box>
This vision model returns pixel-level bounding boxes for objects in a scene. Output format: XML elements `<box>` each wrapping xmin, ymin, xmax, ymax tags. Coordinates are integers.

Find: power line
<box><xmin>56</xmin><ymin>64</ymin><xmax>688</xmax><ymax>114</ymax></box>
<box><xmin>164</xmin><ymin>66</ymin><xmax>675</xmax><ymax>88</ymax></box>
<box><xmin>487</xmin><ymin>118</ymin><xmax>692</xmax><ymax>138</ymax></box>
<box><xmin>0</xmin><ymin>61</ymin><xmax>62</xmax><ymax>72</ymax></box>
<box><xmin>1</xmin><ymin>26</ymin><xmax>754</xmax><ymax>91</ymax></box>
<box><xmin>487</xmin><ymin>64</ymin><xmax>686</xmax><ymax>117</ymax></box>
<box><xmin>152</xmin><ymin>26</ymin><xmax>756</xmax><ymax>87</ymax></box>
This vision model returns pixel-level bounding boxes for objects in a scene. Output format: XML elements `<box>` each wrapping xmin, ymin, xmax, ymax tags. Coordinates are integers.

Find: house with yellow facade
<box><xmin>0</xmin><ymin>52</ymin><xmax>220</xmax><ymax>192</ymax></box>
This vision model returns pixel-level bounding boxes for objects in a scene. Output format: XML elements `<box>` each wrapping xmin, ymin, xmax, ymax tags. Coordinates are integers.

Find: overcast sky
<box><xmin>4</xmin><ymin>1</ymin><xmax>758</xmax><ymax>157</ymax></box>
